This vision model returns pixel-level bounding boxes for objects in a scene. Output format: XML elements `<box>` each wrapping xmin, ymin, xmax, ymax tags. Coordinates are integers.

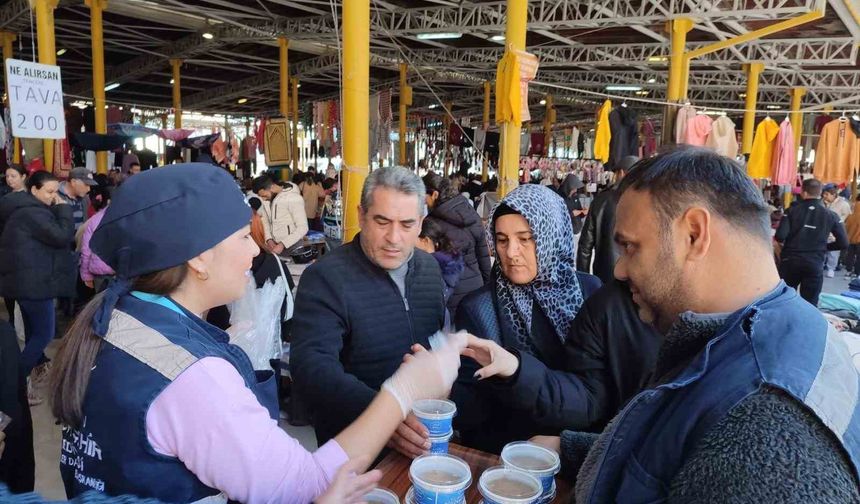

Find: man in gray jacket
<box><xmin>252</xmin><ymin>174</ymin><xmax>308</xmax><ymax>256</ymax></box>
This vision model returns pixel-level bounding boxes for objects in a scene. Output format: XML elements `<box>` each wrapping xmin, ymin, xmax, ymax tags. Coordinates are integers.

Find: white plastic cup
<box><xmin>478</xmin><ymin>466</ymin><xmax>542</xmax><ymax>504</ymax></box>
<box><xmin>412</xmin><ymin>399</ymin><xmax>457</xmax><ymax>437</ymax></box>
<box><xmin>500</xmin><ymin>442</ymin><xmax>560</xmax><ymax>501</ymax></box>
<box><xmin>429</xmin><ymin>429</ymin><xmax>454</xmax><ymax>454</ymax></box>
<box><xmin>405</xmin><ymin>486</ymin><xmax>415</xmax><ymax>504</ymax></box>
<box><xmin>409</xmin><ymin>454</ymin><xmax>472</xmax><ymax>504</ymax></box>
<box><xmin>363</xmin><ymin>487</ymin><xmax>400</xmax><ymax>504</ymax></box>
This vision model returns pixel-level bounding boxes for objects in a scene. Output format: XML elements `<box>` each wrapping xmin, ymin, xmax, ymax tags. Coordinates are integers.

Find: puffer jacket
<box><xmin>429</xmin><ymin>195</ymin><xmax>491</xmax><ymax>314</ymax></box>
<box><xmin>258</xmin><ymin>182</ymin><xmax>308</xmax><ymax>250</ymax></box>
<box><xmin>577</xmin><ymin>186</ymin><xmax>621</xmax><ymax>284</ymax></box>
<box><xmin>0</xmin><ymin>192</ymin><xmax>76</xmax><ymax>300</ymax></box>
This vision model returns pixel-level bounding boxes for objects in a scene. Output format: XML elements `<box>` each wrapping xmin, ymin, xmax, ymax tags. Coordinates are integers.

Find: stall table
<box><xmin>375</xmin><ymin>443</ymin><xmax>572</xmax><ymax>503</ymax></box>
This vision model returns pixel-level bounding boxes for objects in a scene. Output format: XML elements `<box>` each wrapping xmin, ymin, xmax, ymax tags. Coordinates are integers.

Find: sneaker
<box><xmin>27</xmin><ymin>378</ymin><xmax>42</xmax><ymax>406</ymax></box>
<box><xmin>826</xmin><ymin>270</ymin><xmax>836</xmax><ymax>278</ymax></box>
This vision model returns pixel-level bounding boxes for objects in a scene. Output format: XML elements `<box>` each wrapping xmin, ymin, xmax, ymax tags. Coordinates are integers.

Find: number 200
<box><xmin>17</xmin><ymin>113</ymin><xmax>58</xmax><ymax>131</ymax></box>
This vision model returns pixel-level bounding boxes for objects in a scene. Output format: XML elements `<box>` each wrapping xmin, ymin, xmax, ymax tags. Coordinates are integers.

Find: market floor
<box><xmin>23</xmin><ymin>273</ymin><xmax>854</xmax><ymax>498</ymax></box>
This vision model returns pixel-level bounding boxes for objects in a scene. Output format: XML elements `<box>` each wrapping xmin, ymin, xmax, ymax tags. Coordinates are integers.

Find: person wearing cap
<box><xmin>576</xmin><ymin>155</ymin><xmax>639</xmax><ymax>284</ymax></box>
<box><xmin>59</xmin><ymin>167</ymin><xmax>97</xmax><ymax>232</ymax></box>
<box><xmin>0</xmin><ymin>170</ymin><xmax>75</xmax><ymax>405</ymax></box>
<box><xmin>47</xmin><ymin>163</ymin><xmax>464</xmax><ymax>504</ymax></box>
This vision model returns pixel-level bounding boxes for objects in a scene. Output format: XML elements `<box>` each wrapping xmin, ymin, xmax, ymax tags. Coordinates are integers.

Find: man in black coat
<box><xmin>577</xmin><ymin>155</ymin><xmax>639</xmax><ymax>284</ymax></box>
<box><xmin>0</xmin><ymin>320</ymin><xmax>34</xmax><ymax>493</ymax></box>
<box><xmin>291</xmin><ymin>167</ymin><xmax>445</xmax><ymax>457</ymax></box>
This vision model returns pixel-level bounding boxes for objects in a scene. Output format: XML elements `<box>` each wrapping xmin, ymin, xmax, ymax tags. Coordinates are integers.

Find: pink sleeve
<box><xmin>79</xmin><ymin>216</ymin><xmax>98</xmax><ymax>282</ymax></box>
<box><xmin>146</xmin><ymin>357</ymin><xmax>349</xmax><ymax>504</ymax></box>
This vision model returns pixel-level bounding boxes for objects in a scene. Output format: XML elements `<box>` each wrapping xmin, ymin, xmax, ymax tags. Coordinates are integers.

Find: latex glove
<box><xmin>461</xmin><ymin>334</ymin><xmax>519</xmax><ymax>379</ymax></box>
<box><xmin>315</xmin><ymin>455</ymin><xmax>381</xmax><ymax>504</ymax></box>
<box><xmin>382</xmin><ymin>333</ymin><xmax>465</xmax><ymax>418</ymax></box>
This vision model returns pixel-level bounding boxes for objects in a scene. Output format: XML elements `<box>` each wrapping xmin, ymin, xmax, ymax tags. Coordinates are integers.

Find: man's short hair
<box><xmin>360</xmin><ymin>166</ymin><xmax>426</xmax><ymax>214</ymax></box>
<box><xmin>618</xmin><ymin>147</ymin><xmax>771</xmax><ymax>243</ymax></box>
<box><xmin>252</xmin><ymin>174</ymin><xmax>275</xmax><ymax>194</ymax></box>
<box><xmin>803</xmin><ymin>179</ymin><xmax>823</xmax><ymax>197</ymax></box>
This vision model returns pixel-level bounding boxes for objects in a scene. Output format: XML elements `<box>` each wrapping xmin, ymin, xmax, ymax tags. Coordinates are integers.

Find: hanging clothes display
<box><xmin>52</xmin><ymin>138</ymin><xmax>72</xmax><ymax>179</ymax></box>
<box><xmin>211</xmin><ymin>137</ymin><xmax>227</xmax><ymax>164</ymax></box>
<box><xmin>71</xmin><ymin>132</ymin><xmax>129</xmax><ymax>152</ymax></box>
<box><xmin>484</xmin><ymin>131</ymin><xmax>500</xmax><ymax>156</ymax></box>
<box><xmin>583</xmin><ymin>134</ymin><xmax>594</xmax><ymax>159</ymax></box>
<box><xmin>529</xmin><ymin>132</ymin><xmax>545</xmax><ymax>156</ymax></box>
<box><xmin>264</xmin><ymin>118</ymin><xmax>291</xmax><ymax>167</ymax></box>
<box><xmin>256</xmin><ymin>119</ymin><xmax>267</xmax><ymax>154</ymax></box>
<box><xmin>683</xmin><ymin>114</ymin><xmax>713</xmax><ymax>147</ymax></box>
<box><xmin>814</xmin><ymin>114</ymin><xmax>834</xmax><ymax>134</ymax></box>
<box><xmin>179</xmin><ymin>134</ymin><xmax>220</xmax><ymax>150</ymax></box>
<box><xmin>577</xmin><ymin>130</ymin><xmax>586</xmax><ymax>159</ymax></box>
<box><xmin>157</xmin><ymin>129</ymin><xmax>195</xmax><ymax>142</ymax></box>
<box><xmin>109</xmin><ymin>123</ymin><xmax>159</xmax><ymax>138</ymax></box>
<box><xmin>593</xmin><ymin>100</ymin><xmax>612</xmax><ymax>163</ymax></box>
<box><xmin>369</xmin><ymin>92</ymin><xmax>381</xmax><ymax>161</ymax></box>
<box><xmin>747</xmin><ymin>117</ymin><xmax>780</xmax><ymax>179</ymax></box>
<box><xmin>705</xmin><ymin>116</ymin><xmax>738</xmax><ymax>158</ymax></box>
<box><xmin>519</xmin><ymin>131</ymin><xmax>530</xmax><ymax>156</ymax></box>
<box><xmin>378</xmin><ymin>89</ymin><xmax>392</xmax><ymax>161</ymax></box>
<box><xmin>674</xmin><ymin>104</ymin><xmax>697</xmax><ymax>144</ymax></box>
<box><xmin>607</xmin><ymin>104</ymin><xmax>639</xmax><ymax>169</ymax></box>
<box><xmin>772</xmin><ymin>119</ymin><xmax>797</xmax><ymax>185</ymax></box>
<box><xmin>570</xmin><ymin>127</ymin><xmax>580</xmax><ymax>158</ymax></box>
<box><xmin>475</xmin><ymin>129</ymin><xmax>487</xmax><ymax>152</ymax></box>
<box><xmin>813</xmin><ymin>118</ymin><xmax>858</xmax><ymax>184</ymax></box>
<box><xmin>640</xmin><ymin>119</ymin><xmax>656</xmax><ymax>158</ymax></box>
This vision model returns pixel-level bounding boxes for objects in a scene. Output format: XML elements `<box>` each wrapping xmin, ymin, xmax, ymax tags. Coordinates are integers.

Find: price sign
<box><xmin>5</xmin><ymin>58</ymin><xmax>66</xmax><ymax>139</ymax></box>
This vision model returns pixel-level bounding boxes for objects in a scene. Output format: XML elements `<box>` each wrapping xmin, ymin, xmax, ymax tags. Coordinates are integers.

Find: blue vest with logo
<box><xmin>60</xmin><ymin>294</ymin><xmax>279</xmax><ymax>503</ymax></box>
<box><xmin>584</xmin><ymin>283</ymin><xmax>860</xmax><ymax>503</ymax></box>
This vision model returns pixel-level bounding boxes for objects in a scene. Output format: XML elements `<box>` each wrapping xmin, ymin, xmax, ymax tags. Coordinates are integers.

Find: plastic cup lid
<box><xmin>363</xmin><ymin>487</ymin><xmax>400</xmax><ymax>504</ymax></box>
<box><xmin>412</xmin><ymin>399</ymin><xmax>457</xmax><ymax>418</ymax></box>
<box><xmin>409</xmin><ymin>454</ymin><xmax>472</xmax><ymax>492</ymax></box>
<box><xmin>479</xmin><ymin>466</ymin><xmax>542</xmax><ymax>504</ymax></box>
<box><xmin>501</xmin><ymin>441</ymin><xmax>561</xmax><ymax>476</ymax></box>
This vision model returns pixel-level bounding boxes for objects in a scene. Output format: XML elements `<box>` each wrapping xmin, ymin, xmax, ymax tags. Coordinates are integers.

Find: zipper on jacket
<box><xmin>387</xmin><ymin>271</ymin><xmax>415</xmax><ymax>345</ymax></box>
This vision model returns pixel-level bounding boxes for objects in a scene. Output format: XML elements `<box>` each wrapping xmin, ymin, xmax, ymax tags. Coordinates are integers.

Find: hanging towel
<box><xmin>674</xmin><ymin>104</ymin><xmax>697</xmax><ymax>144</ymax></box>
<box><xmin>814</xmin><ymin>119</ymin><xmax>859</xmax><ymax>184</ymax></box>
<box><xmin>705</xmin><ymin>116</ymin><xmax>738</xmax><ymax>158</ymax></box>
<box><xmin>684</xmin><ymin>114</ymin><xmax>713</xmax><ymax>147</ymax></box>
<box><xmin>747</xmin><ymin>117</ymin><xmax>780</xmax><ymax>179</ymax></box>
<box><xmin>771</xmin><ymin>119</ymin><xmax>797</xmax><ymax>185</ymax></box>
<box><xmin>593</xmin><ymin>100</ymin><xmax>612</xmax><ymax>163</ymax></box>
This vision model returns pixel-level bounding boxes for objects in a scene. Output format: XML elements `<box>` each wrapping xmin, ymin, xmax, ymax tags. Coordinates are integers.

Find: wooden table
<box><xmin>375</xmin><ymin>443</ymin><xmax>572</xmax><ymax>503</ymax></box>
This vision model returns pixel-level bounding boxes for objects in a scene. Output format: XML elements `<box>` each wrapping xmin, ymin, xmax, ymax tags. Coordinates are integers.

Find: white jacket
<box><xmin>258</xmin><ymin>183</ymin><xmax>308</xmax><ymax>250</ymax></box>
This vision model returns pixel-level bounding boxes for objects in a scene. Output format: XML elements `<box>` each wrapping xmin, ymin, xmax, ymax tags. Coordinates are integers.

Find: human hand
<box><xmin>271</xmin><ymin>242</ymin><xmax>285</xmax><ymax>255</ymax></box>
<box><xmin>52</xmin><ymin>194</ymin><xmax>66</xmax><ymax>205</ymax></box>
<box><xmin>315</xmin><ymin>455</ymin><xmax>382</xmax><ymax>504</ymax></box>
<box><xmin>386</xmin><ymin>413</ymin><xmax>430</xmax><ymax>459</ymax></box>
<box><xmin>461</xmin><ymin>334</ymin><xmax>519</xmax><ymax>379</ymax></box>
<box><xmin>84</xmin><ymin>280</ymin><xmax>94</xmax><ymax>289</ymax></box>
<box><xmin>529</xmin><ymin>435</ymin><xmax>561</xmax><ymax>454</ymax></box>
<box><xmin>382</xmin><ymin>334</ymin><xmax>465</xmax><ymax>417</ymax></box>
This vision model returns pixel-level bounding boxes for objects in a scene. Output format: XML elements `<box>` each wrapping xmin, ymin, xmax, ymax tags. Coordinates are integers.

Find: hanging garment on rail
<box><xmin>607</xmin><ymin>105</ymin><xmax>639</xmax><ymax>169</ymax></box>
<box><xmin>529</xmin><ymin>132</ymin><xmax>545</xmax><ymax>156</ymax></box>
<box><xmin>674</xmin><ymin>104</ymin><xmax>697</xmax><ymax>144</ymax></box>
<box><xmin>593</xmin><ymin>100</ymin><xmax>612</xmax><ymax>163</ymax></box>
<box><xmin>484</xmin><ymin>131</ymin><xmax>500</xmax><ymax>156</ymax></box>
<box><xmin>577</xmin><ymin>129</ymin><xmax>586</xmax><ymax>159</ymax></box>
<box><xmin>157</xmin><ymin>129</ymin><xmax>195</xmax><ymax>142</ymax></box>
<box><xmin>53</xmin><ymin>138</ymin><xmax>72</xmax><ymax>180</ymax></box>
<box><xmin>583</xmin><ymin>134</ymin><xmax>594</xmax><ymax>159</ymax></box>
<box><xmin>494</xmin><ymin>51</ymin><xmax>521</xmax><ymax>125</ymax></box>
<box><xmin>179</xmin><ymin>134</ymin><xmax>219</xmax><ymax>150</ymax></box>
<box><xmin>109</xmin><ymin>123</ymin><xmax>159</xmax><ymax>138</ymax></box>
<box><xmin>379</xmin><ymin>88</ymin><xmax>392</xmax><ymax>161</ymax></box>
<box><xmin>813</xmin><ymin>118</ymin><xmax>859</xmax><ymax>184</ymax></box>
<box><xmin>519</xmin><ymin>131</ymin><xmax>530</xmax><ymax>156</ymax></box>
<box><xmin>474</xmin><ymin>128</ymin><xmax>487</xmax><ymax>152</ymax></box>
<box><xmin>814</xmin><ymin>114</ymin><xmax>834</xmax><ymax>134</ymax></box>
<box><xmin>71</xmin><ymin>132</ymin><xmax>129</xmax><ymax>152</ymax></box>
<box><xmin>683</xmin><ymin>114</ymin><xmax>713</xmax><ymax>147</ymax></box>
<box><xmin>369</xmin><ymin>93</ymin><xmax>381</xmax><ymax>160</ymax></box>
<box><xmin>256</xmin><ymin>119</ymin><xmax>267</xmax><ymax>154</ymax></box>
<box><xmin>772</xmin><ymin>119</ymin><xmax>797</xmax><ymax>185</ymax></box>
<box><xmin>705</xmin><ymin>116</ymin><xmax>738</xmax><ymax>158</ymax></box>
<box><xmin>640</xmin><ymin>119</ymin><xmax>656</xmax><ymax>158</ymax></box>
<box><xmin>747</xmin><ymin>117</ymin><xmax>780</xmax><ymax>179</ymax></box>
<box><xmin>571</xmin><ymin>127</ymin><xmax>580</xmax><ymax>158</ymax></box>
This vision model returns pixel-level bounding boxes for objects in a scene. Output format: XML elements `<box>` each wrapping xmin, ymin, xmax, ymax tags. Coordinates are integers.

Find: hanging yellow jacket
<box><xmin>494</xmin><ymin>52</ymin><xmax>521</xmax><ymax>125</ymax></box>
<box><xmin>747</xmin><ymin>117</ymin><xmax>780</xmax><ymax>179</ymax></box>
<box><xmin>593</xmin><ymin>100</ymin><xmax>612</xmax><ymax>162</ymax></box>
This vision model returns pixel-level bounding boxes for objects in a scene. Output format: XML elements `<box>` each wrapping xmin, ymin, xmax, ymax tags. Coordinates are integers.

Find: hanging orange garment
<box><xmin>593</xmin><ymin>100</ymin><xmax>612</xmax><ymax>163</ymax></box>
<box><xmin>813</xmin><ymin>118</ymin><xmax>859</xmax><ymax>184</ymax></box>
<box><xmin>494</xmin><ymin>52</ymin><xmax>521</xmax><ymax>125</ymax></box>
<box><xmin>747</xmin><ymin>117</ymin><xmax>780</xmax><ymax>179</ymax></box>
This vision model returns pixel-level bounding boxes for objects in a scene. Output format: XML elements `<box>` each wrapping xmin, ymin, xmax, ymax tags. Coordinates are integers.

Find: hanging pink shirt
<box><xmin>772</xmin><ymin>119</ymin><xmax>797</xmax><ymax>185</ymax></box>
<box><xmin>146</xmin><ymin>357</ymin><xmax>348</xmax><ymax>503</ymax></box>
<box><xmin>684</xmin><ymin>114</ymin><xmax>713</xmax><ymax>147</ymax></box>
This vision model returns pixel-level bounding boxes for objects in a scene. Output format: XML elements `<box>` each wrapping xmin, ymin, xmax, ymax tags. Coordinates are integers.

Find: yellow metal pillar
<box><xmin>86</xmin><ymin>0</ymin><xmax>108</xmax><ymax>175</ymax></box>
<box><xmin>341</xmin><ymin>0</ymin><xmax>369</xmax><ymax>243</ymax></box>
<box><xmin>790</xmin><ymin>87</ymin><xmax>806</xmax><ymax>153</ymax></box>
<box><xmin>33</xmin><ymin>0</ymin><xmax>59</xmax><ymax>169</ymax></box>
<box><xmin>482</xmin><ymin>80</ymin><xmax>490</xmax><ymax>182</ymax></box>
<box><xmin>498</xmin><ymin>0</ymin><xmax>528</xmax><ymax>198</ymax></box>
<box><xmin>677</xmin><ymin>56</ymin><xmax>692</xmax><ymax>102</ymax></box>
<box><xmin>279</xmin><ymin>38</ymin><xmax>289</xmax><ymax>117</ymax></box>
<box><xmin>543</xmin><ymin>95</ymin><xmax>553</xmax><ymax>156</ymax></box>
<box><xmin>291</xmin><ymin>76</ymin><xmax>299</xmax><ymax>173</ymax></box>
<box><xmin>170</xmin><ymin>59</ymin><xmax>182</xmax><ymax>128</ymax></box>
<box><xmin>1</xmin><ymin>31</ymin><xmax>19</xmax><ymax>164</ymax></box>
<box><xmin>667</xmin><ymin>18</ymin><xmax>694</xmax><ymax>102</ymax></box>
<box><xmin>399</xmin><ymin>63</ymin><xmax>409</xmax><ymax>166</ymax></box>
<box><xmin>741</xmin><ymin>62</ymin><xmax>764</xmax><ymax>155</ymax></box>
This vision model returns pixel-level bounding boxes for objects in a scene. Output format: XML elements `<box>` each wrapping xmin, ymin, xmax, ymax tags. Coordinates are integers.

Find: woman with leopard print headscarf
<box><xmin>450</xmin><ymin>183</ymin><xmax>603</xmax><ymax>453</ymax></box>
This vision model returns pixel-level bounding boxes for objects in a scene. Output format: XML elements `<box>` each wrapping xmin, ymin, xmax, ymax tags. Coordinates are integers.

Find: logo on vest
<box><xmin>61</xmin><ymin>424</ymin><xmax>106</xmax><ymax>493</ymax></box>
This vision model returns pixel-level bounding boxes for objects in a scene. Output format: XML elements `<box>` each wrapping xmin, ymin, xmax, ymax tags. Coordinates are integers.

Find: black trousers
<box><xmin>779</xmin><ymin>256</ymin><xmax>824</xmax><ymax>306</ymax></box>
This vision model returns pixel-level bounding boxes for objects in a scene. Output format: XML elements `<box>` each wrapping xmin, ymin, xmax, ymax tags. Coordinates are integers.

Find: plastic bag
<box><xmin>226</xmin><ymin>275</ymin><xmax>287</xmax><ymax>370</ymax></box>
